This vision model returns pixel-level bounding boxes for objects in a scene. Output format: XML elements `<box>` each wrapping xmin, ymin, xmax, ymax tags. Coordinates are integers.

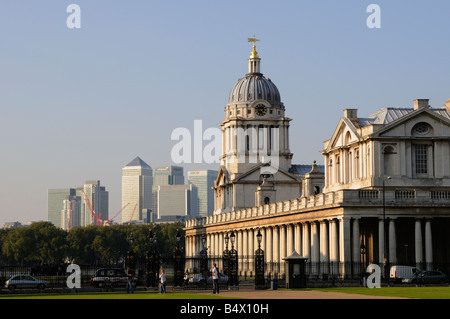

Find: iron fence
<box><xmin>1</xmin><ymin>259</ymin><xmax>449</xmax><ymax>291</ymax></box>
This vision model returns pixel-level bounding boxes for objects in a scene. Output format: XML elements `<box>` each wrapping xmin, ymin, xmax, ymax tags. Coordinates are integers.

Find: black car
<box><xmin>414</xmin><ymin>270</ymin><xmax>448</xmax><ymax>285</ymax></box>
<box><xmin>91</xmin><ymin>268</ymin><xmax>129</xmax><ymax>288</ymax></box>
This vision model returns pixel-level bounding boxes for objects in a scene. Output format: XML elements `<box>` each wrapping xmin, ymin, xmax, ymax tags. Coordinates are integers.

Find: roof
<box><xmin>289</xmin><ymin>163</ymin><xmax>325</xmax><ymax>176</ymax></box>
<box><xmin>357</xmin><ymin>107</ymin><xmax>450</xmax><ymax>126</ymax></box>
<box><xmin>125</xmin><ymin>157</ymin><xmax>151</xmax><ymax>168</ymax></box>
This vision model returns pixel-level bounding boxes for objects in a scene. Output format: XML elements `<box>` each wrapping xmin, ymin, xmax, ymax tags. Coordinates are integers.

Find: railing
<box><xmin>186</xmin><ymin>188</ymin><xmax>450</xmax><ymax>228</ymax></box>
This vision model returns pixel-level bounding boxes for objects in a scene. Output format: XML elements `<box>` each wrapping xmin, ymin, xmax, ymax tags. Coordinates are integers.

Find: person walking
<box><xmin>211</xmin><ymin>263</ymin><xmax>220</xmax><ymax>294</ymax></box>
<box><xmin>126</xmin><ymin>266</ymin><xmax>134</xmax><ymax>294</ymax></box>
<box><xmin>159</xmin><ymin>268</ymin><xmax>166</xmax><ymax>294</ymax></box>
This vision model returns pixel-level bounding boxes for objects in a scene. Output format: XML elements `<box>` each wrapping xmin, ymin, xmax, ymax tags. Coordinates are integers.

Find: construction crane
<box><xmin>129</xmin><ymin>203</ymin><xmax>138</xmax><ymax>224</ymax></box>
<box><xmin>81</xmin><ymin>189</ymin><xmax>103</xmax><ymax>226</ymax></box>
<box><xmin>67</xmin><ymin>197</ymin><xmax>75</xmax><ymax>231</ymax></box>
<box><xmin>105</xmin><ymin>203</ymin><xmax>130</xmax><ymax>226</ymax></box>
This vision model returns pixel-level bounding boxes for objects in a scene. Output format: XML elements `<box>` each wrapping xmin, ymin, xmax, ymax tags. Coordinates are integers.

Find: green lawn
<box><xmin>314</xmin><ymin>287</ymin><xmax>450</xmax><ymax>299</ymax></box>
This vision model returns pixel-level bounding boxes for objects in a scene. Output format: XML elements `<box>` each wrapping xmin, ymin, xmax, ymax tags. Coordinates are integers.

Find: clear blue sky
<box><xmin>1</xmin><ymin>0</ymin><xmax>449</xmax><ymax>225</ymax></box>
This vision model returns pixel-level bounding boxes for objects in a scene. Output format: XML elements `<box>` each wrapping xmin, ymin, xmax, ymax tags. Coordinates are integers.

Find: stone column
<box><xmin>294</xmin><ymin>223</ymin><xmax>302</xmax><ymax>255</ymax></box>
<box><xmin>378</xmin><ymin>218</ymin><xmax>385</xmax><ymax>264</ymax></box>
<box><xmin>237</xmin><ymin>230</ymin><xmax>243</xmax><ymax>275</ymax></box>
<box><xmin>339</xmin><ymin>217</ymin><xmax>351</xmax><ymax>277</ymax></box>
<box><xmin>352</xmin><ymin>218</ymin><xmax>360</xmax><ymax>261</ymax></box>
<box><xmin>415</xmin><ymin>219</ymin><xmax>423</xmax><ymax>268</ymax></box>
<box><xmin>320</xmin><ymin>220</ymin><xmax>329</xmax><ymax>275</ymax></box>
<box><xmin>425</xmin><ymin>219</ymin><xmax>433</xmax><ymax>270</ymax></box>
<box><xmin>329</xmin><ymin>219</ymin><xmax>339</xmax><ymax>277</ymax></box>
<box><xmin>302</xmin><ymin>223</ymin><xmax>310</xmax><ymax>260</ymax></box>
<box><xmin>310</xmin><ymin>221</ymin><xmax>320</xmax><ymax>275</ymax></box>
<box><xmin>266</xmin><ymin>226</ymin><xmax>273</xmax><ymax>276</ymax></box>
<box><xmin>273</xmin><ymin>226</ymin><xmax>279</xmax><ymax>276</ymax></box>
<box><xmin>389</xmin><ymin>219</ymin><xmax>397</xmax><ymax>264</ymax></box>
<box><xmin>248</xmin><ymin>229</ymin><xmax>254</xmax><ymax>274</ymax></box>
<box><xmin>243</xmin><ymin>229</ymin><xmax>248</xmax><ymax>276</ymax></box>
<box><xmin>280</xmin><ymin>225</ymin><xmax>286</xmax><ymax>274</ymax></box>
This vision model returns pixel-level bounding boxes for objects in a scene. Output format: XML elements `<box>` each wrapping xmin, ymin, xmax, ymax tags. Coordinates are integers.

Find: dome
<box><xmin>228</xmin><ymin>74</ymin><xmax>281</xmax><ymax>103</ymax></box>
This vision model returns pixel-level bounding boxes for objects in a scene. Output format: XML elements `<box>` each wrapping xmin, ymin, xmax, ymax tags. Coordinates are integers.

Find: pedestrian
<box><xmin>211</xmin><ymin>263</ymin><xmax>220</xmax><ymax>294</ymax></box>
<box><xmin>159</xmin><ymin>268</ymin><xmax>166</xmax><ymax>294</ymax></box>
<box><xmin>126</xmin><ymin>266</ymin><xmax>134</xmax><ymax>294</ymax></box>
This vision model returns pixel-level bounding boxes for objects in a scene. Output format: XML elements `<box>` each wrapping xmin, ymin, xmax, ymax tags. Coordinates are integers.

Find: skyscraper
<box><xmin>157</xmin><ymin>184</ymin><xmax>192</xmax><ymax>221</ymax></box>
<box><xmin>152</xmin><ymin>165</ymin><xmax>184</xmax><ymax>217</ymax></box>
<box><xmin>78</xmin><ymin>180</ymin><xmax>109</xmax><ymax>226</ymax></box>
<box><xmin>47</xmin><ymin>188</ymin><xmax>76</xmax><ymax>228</ymax></box>
<box><xmin>188</xmin><ymin>170</ymin><xmax>218</xmax><ymax>218</ymax></box>
<box><xmin>121</xmin><ymin>157</ymin><xmax>153</xmax><ymax>224</ymax></box>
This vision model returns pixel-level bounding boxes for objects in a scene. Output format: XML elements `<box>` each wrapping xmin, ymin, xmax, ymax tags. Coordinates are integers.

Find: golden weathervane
<box><xmin>248</xmin><ymin>35</ymin><xmax>260</xmax><ymax>58</ymax></box>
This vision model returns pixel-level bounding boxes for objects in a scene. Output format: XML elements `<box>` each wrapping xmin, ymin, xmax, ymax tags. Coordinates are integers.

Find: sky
<box><xmin>0</xmin><ymin>0</ymin><xmax>449</xmax><ymax>226</ymax></box>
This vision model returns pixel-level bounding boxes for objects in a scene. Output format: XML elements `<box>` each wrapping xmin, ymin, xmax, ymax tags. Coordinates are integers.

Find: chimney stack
<box><xmin>414</xmin><ymin>99</ymin><xmax>429</xmax><ymax>110</ymax></box>
<box><xmin>343</xmin><ymin>109</ymin><xmax>358</xmax><ymax>119</ymax></box>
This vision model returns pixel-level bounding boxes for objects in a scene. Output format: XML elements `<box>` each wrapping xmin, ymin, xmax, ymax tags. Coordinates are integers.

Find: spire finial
<box><xmin>248</xmin><ymin>35</ymin><xmax>260</xmax><ymax>58</ymax></box>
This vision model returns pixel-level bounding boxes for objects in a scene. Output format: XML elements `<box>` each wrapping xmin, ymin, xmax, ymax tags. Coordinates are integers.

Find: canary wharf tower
<box><xmin>214</xmin><ymin>38</ymin><xmax>302</xmax><ymax>214</ymax></box>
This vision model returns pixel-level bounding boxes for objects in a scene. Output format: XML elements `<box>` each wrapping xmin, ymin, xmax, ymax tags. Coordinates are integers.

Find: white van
<box><xmin>389</xmin><ymin>265</ymin><xmax>419</xmax><ymax>283</ymax></box>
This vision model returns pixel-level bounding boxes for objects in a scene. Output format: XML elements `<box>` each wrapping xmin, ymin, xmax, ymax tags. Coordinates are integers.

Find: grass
<box><xmin>1</xmin><ymin>286</ymin><xmax>450</xmax><ymax>299</ymax></box>
<box><xmin>314</xmin><ymin>287</ymin><xmax>450</xmax><ymax>299</ymax></box>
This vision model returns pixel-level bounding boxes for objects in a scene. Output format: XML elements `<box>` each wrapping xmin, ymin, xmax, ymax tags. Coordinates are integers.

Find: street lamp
<box><xmin>383</xmin><ymin>176</ymin><xmax>391</xmax><ymax>276</ymax></box>
<box><xmin>255</xmin><ymin>229</ymin><xmax>265</xmax><ymax>288</ymax></box>
<box><xmin>146</xmin><ymin>229</ymin><xmax>160</xmax><ymax>288</ymax></box>
<box><xmin>174</xmin><ymin>229</ymin><xmax>185</xmax><ymax>287</ymax></box>
<box><xmin>256</xmin><ymin>230</ymin><xmax>262</xmax><ymax>248</ymax></box>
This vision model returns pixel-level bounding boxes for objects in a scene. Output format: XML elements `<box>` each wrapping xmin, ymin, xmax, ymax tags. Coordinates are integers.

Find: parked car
<box><xmin>5</xmin><ymin>275</ymin><xmax>48</xmax><ymax>292</ymax></box>
<box><xmin>403</xmin><ymin>270</ymin><xmax>448</xmax><ymax>285</ymax></box>
<box><xmin>389</xmin><ymin>265</ymin><xmax>419</xmax><ymax>283</ymax></box>
<box><xmin>189</xmin><ymin>272</ymin><xmax>229</xmax><ymax>287</ymax></box>
<box><xmin>91</xmin><ymin>268</ymin><xmax>130</xmax><ymax>288</ymax></box>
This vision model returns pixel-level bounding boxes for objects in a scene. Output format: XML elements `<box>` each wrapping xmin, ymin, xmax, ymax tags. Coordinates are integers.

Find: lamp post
<box><xmin>382</xmin><ymin>176</ymin><xmax>391</xmax><ymax>279</ymax></box>
<box><xmin>255</xmin><ymin>229</ymin><xmax>265</xmax><ymax>289</ymax></box>
<box><xmin>126</xmin><ymin>232</ymin><xmax>135</xmax><ymax>272</ymax></box>
<box><xmin>229</xmin><ymin>231</ymin><xmax>238</xmax><ymax>287</ymax></box>
<box><xmin>222</xmin><ymin>233</ymin><xmax>230</xmax><ymax>288</ymax></box>
<box><xmin>173</xmin><ymin>229</ymin><xmax>185</xmax><ymax>287</ymax></box>
<box><xmin>199</xmin><ymin>233</ymin><xmax>209</xmax><ymax>286</ymax></box>
<box><xmin>146</xmin><ymin>229</ymin><xmax>159</xmax><ymax>288</ymax></box>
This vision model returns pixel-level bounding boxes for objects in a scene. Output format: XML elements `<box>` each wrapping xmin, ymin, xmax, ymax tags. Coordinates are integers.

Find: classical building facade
<box><xmin>184</xmin><ymin>41</ymin><xmax>450</xmax><ymax>279</ymax></box>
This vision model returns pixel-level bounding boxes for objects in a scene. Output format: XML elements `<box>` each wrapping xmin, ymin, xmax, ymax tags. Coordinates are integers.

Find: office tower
<box><xmin>121</xmin><ymin>157</ymin><xmax>153</xmax><ymax>224</ymax></box>
<box><xmin>47</xmin><ymin>188</ymin><xmax>76</xmax><ymax>228</ymax></box>
<box><xmin>188</xmin><ymin>170</ymin><xmax>218</xmax><ymax>218</ymax></box>
<box><xmin>61</xmin><ymin>196</ymin><xmax>81</xmax><ymax>230</ymax></box>
<box><xmin>157</xmin><ymin>184</ymin><xmax>192</xmax><ymax>221</ymax></box>
<box><xmin>152</xmin><ymin>165</ymin><xmax>184</xmax><ymax>217</ymax></box>
<box><xmin>77</xmin><ymin>180</ymin><xmax>109</xmax><ymax>226</ymax></box>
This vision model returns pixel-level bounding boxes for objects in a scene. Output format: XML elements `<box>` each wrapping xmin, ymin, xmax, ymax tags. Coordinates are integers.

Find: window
<box><xmin>415</xmin><ymin>145</ymin><xmax>428</xmax><ymax>174</ymax></box>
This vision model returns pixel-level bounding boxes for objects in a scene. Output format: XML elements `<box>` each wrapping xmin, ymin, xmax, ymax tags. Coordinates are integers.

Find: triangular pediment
<box><xmin>373</xmin><ymin>107</ymin><xmax>450</xmax><ymax>138</ymax></box>
<box><xmin>234</xmin><ymin>163</ymin><xmax>301</xmax><ymax>183</ymax></box>
<box><xmin>325</xmin><ymin>117</ymin><xmax>361</xmax><ymax>151</ymax></box>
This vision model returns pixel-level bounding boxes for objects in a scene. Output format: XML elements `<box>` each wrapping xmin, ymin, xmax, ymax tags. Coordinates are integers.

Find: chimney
<box><xmin>414</xmin><ymin>99</ymin><xmax>429</xmax><ymax>110</ymax></box>
<box><xmin>444</xmin><ymin>98</ymin><xmax>450</xmax><ymax>111</ymax></box>
<box><xmin>343</xmin><ymin>109</ymin><xmax>358</xmax><ymax>119</ymax></box>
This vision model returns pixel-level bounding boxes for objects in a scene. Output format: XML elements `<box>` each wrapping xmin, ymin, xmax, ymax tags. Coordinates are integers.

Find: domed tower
<box><xmin>214</xmin><ymin>37</ymin><xmax>301</xmax><ymax>214</ymax></box>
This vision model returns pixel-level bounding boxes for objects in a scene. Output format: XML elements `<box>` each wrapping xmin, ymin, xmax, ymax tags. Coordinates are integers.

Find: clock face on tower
<box><xmin>255</xmin><ymin>104</ymin><xmax>267</xmax><ymax>116</ymax></box>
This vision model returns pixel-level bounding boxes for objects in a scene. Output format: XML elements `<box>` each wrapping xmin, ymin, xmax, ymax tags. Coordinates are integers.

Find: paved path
<box><xmin>195</xmin><ymin>289</ymin><xmax>407</xmax><ymax>299</ymax></box>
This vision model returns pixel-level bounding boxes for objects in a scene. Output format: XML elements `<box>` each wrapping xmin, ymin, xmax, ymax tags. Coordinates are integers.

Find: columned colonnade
<box><xmin>185</xmin><ymin>217</ymin><xmax>435</xmax><ymax>278</ymax></box>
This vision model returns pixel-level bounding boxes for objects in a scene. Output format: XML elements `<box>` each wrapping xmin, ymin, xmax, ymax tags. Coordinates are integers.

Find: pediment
<box><xmin>374</xmin><ymin>108</ymin><xmax>450</xmax><ymax>138</ymax></box>
<box><xmin>325</xmin><ymin>117</ymin><xmax>361</xmax><ymax>151</ymax></box>
<box><xmin>234</xmin><ymin>163</ymin><xmax>301</xmax><ymax>184</ymax></box>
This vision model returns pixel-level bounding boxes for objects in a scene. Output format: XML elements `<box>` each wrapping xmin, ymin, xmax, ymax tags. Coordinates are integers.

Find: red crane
<box><xmin>105</xmin><ymin>203</ymin><xmax>130</xmax><ymax>226</ymax></box>
<box><xmin>129</xmin><ymin>203</ymin><xmax>138</xmax><ymax>224</ymax></box>
<box><xmin>81</xmin><ymin>189</ymin><xmax>103</xmax><ymax>226</ymax></box>
<box><xmin>67</xmin><ymin>197</ymin><xmax>75</xmax><ymax>231</ymax></box>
